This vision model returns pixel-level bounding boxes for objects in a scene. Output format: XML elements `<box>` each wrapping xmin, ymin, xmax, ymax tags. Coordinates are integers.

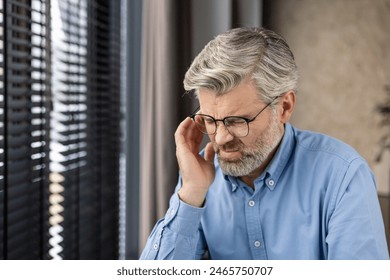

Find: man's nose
<box><xmin>214</xmin><ymin>122</ymin><xmax>234</xmax><ymax>146</ymax></box>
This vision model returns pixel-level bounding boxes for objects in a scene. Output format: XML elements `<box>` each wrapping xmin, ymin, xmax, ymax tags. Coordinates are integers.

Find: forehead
<box><xmin>197</xmin><ymin>80</ymin><xmax>263</xmax><ymax>116</ymax></box>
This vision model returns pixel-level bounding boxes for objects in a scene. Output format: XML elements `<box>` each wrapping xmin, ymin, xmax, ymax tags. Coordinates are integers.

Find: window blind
<box><xmin>2</xmin><ymin>0</ymin><xmax>50</xmax><ymax>260</ymax></box>
<box><xmin>84</xmin><ymin>0</ymin><xmax>121</xmax><ymax>259</ymax></box>
<box><xmin>49</xmin><ymin>0</ymin><xmax>120</xmax><ymax>259</ymax></box>
<box><xmin>0</xmin><ymin>0</ymin><xmax>4</xmax><ymax>261</ymax></box>
<box><xmin>50</xmin><ymin>0</ymin><xmax>90</xmax><ymax>259</ymax></box>
<box><xmin>1</xmin><ymin>0</ymin><xmax>121</xmax><ymax>260</ymax></box>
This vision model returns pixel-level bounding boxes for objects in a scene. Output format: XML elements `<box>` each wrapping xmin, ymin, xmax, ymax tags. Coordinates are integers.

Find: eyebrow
<box><xmin>194</xmin><ymin>102</ymin><xmax>265</xmax><ymax>119</ymax></box>
<box><xmin>197</xmin><ymin>111</ymin><xmax>254</xmax><ymax>120</ymax></box>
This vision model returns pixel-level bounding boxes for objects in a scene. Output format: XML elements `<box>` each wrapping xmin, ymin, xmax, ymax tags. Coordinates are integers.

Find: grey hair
<box><xmin>183</xmin><ymin>27</ymin><xmax>298</xmax><ymax>104</ymax></box>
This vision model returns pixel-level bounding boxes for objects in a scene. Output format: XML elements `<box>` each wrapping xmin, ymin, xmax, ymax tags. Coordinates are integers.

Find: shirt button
<box><xmin>268</xmin><ymin>179</ymin><xmax>275</xmax><ymax>186</ymax></box>
<box><xmin>170</xmin><ymin>209</ymin><xmax>175</xmax><ymax>216</ymax></box>
<box><xmin>254</xmin><ymin>241</ymin><xmax>261</xmax><ymax>248</ymax></box>
<box><xmin>248</xmin><ymin>200</ymin><xmax>255</xmax><ymax>207</ymax></box>
<box><xmin>153</xmin><ymin>243</ymin><xmax>159</xmax><ymax>250</ymax></box>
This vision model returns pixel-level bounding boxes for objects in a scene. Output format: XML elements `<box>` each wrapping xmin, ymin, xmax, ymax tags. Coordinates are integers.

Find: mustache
<box><xmin>213</xmin><ymin>139</ymin><xmax>245</xmax><ymax>153</ymax></box>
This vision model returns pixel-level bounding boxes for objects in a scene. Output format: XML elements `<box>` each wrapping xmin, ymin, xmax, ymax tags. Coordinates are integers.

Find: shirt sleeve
<box><xmin>139</xmin><ymin>191</ymin><xmax>207</xmax><ymax>260</ymax></box>
<box><xmin>325</xmin><ymin>157</ymin><xmax>389</xmax><ymax>259</ymax></box>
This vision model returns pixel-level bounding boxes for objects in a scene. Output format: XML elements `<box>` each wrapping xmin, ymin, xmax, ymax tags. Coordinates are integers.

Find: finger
<box><xmin>175</xmin><ymin>117</ymin><xmax>193</xmax><ymax>146</ymax></box>
<box><xmin>175</xmin><ymin>117</ymin><xmax>203</xmax><ymax>150</ymax></box>
<box><xmin>204</xmin><ymin>142</ymin><xmax>215</xmax><ymax>162</ymax></box>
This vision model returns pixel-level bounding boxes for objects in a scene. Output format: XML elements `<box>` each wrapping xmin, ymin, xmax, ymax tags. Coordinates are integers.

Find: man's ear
<box><xmin>278</xmin><ymin>91</ymin><xmax>296</xmax><ymax>123</ymax></box>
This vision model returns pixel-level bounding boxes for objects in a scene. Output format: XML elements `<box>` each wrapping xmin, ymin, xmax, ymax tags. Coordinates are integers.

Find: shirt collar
<box><xmin>224</xmin><ymin>123</ymin><xmax>295</xmax><ymax>192</ymax></box>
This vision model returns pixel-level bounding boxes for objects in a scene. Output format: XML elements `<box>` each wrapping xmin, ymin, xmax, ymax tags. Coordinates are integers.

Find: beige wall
<box><xmin>264</xmin><ymin>0</ymin><xmax>390</xmax><ymax>170</ymax></box>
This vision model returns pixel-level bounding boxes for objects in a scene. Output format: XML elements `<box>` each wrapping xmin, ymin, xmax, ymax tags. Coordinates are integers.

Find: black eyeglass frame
<box><xmin>190</xmin><ymin>95</ymin><xmax>281</xmax><ymax>138</ymax></box>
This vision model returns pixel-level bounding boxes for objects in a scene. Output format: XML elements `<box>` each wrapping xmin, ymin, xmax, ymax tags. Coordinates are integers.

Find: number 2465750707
<box><xmin>209</xmin><ymin>266</ymin><xmax>273</xmax><ymax>276</ymax></box>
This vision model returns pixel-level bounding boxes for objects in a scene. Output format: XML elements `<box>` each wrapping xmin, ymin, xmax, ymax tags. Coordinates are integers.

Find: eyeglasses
<box><xmin>190</xmin><ymin>96</ymin><xmax>280</xmax><ymax>138</ymax></box>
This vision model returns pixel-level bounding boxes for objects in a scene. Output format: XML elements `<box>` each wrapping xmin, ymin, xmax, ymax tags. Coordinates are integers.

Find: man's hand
<box><xmin>175</xmin><ymin>117</ymin><xmax>215</xmax><ymax>207</ymax></box>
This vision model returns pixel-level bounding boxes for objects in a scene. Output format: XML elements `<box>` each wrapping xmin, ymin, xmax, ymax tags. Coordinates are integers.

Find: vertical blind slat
<box><xmin>0</xmin><ymin>1</ymin><xmax>5</xmax><ymax>260</ymax></box>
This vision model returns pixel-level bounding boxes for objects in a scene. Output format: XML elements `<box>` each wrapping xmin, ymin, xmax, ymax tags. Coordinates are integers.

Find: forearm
<box><xmin>139</xmin><ymin>193</ymin><xmax>206</xmax><ymax>260</ymax></box>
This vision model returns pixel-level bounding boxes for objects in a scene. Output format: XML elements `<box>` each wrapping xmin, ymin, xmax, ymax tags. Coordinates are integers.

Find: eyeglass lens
<box><xmin>193</xmin><ymin>115</ymin><xmax>249</xmax><ymax>137</ymax></box>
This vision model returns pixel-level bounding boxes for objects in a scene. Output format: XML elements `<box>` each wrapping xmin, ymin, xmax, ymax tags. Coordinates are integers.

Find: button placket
<box><xmin>244</xmin><ymin>192</ymin><xmax>267</xmax><ymax>259</ymax></box>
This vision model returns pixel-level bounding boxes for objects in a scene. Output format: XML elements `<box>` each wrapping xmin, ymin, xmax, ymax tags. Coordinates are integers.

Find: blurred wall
<box><xmin>263</xmin><ymin>0</ymin><xmax>390</xmax><ymax>169</ymax></box>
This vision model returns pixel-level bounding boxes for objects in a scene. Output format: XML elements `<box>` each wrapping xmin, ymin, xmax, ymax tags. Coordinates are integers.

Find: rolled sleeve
<box><xmin>165</xmin><ymin>193</ymin><xmax>206</xmax><ymax>236</ymax></box>
<box><xmin>139</xmin><ymin>193</ymin><xmax>206</xmax><ymax>259</ymax></box>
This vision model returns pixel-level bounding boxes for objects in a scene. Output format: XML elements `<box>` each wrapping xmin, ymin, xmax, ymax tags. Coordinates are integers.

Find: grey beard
<box><xmin>216</xmin><ymin>117</ymin><xmax>283</xmax><ymax>177</ymax></box>
<box><xmin>217</xmin><ymin>139</ymin><xmax>276</xmax><ymax>177</ymax></box>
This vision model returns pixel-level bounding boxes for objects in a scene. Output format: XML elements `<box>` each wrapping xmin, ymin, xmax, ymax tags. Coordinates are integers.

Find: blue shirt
<box><xmin>140</xmin><ymin>123</ymin><xmax>389</xmax><ymax>260</ymax></box>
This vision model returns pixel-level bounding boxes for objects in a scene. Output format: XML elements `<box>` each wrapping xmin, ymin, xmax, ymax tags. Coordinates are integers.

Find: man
<box><xmin>140</xmin><ymin>27</ymin><xmax>389</xmax><ymax>259</ymax></box>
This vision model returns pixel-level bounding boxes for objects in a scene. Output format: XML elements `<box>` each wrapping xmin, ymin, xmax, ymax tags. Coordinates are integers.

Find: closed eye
<box><xmin>224</xmin><ymin>117</ymin><xmax>247</xmax><ymax>126</ymax></box>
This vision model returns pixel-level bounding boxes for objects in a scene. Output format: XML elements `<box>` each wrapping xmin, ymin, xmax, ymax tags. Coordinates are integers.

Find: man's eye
<box><xmin>204</xmin><ymin>117</ymin><xmax>215</xmax><ymax>124</ymax></box>
<box><xmin>225</xmin><ymin>118</ymin><xmax>246</xmax><ymax>126</ymax></box>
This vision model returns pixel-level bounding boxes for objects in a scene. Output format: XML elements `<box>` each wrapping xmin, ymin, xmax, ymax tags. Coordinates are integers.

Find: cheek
<box><xmin>240</xmin><ymin>135</ymin><xmax>257</xmax><ymax>148</ymax></box>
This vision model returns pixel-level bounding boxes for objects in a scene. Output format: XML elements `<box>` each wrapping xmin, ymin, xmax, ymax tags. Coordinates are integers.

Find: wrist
<box><xmin>178</xmin><ymin>186</ymin><xmax>207</xmax><ymax>207</ymax></box>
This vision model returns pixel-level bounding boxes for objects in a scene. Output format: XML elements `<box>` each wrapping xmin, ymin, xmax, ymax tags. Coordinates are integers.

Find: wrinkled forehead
<box><xmin>197</xmin><ymin>82</ymin><xmax>265</xmax><ymax>117</ymax></box>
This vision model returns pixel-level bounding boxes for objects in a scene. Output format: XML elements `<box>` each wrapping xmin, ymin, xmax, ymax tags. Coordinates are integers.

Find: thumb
<box><xmin>204</xmin><ymin>142</ymin><xmax>215</xmax><ymax>162</ymax></box>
